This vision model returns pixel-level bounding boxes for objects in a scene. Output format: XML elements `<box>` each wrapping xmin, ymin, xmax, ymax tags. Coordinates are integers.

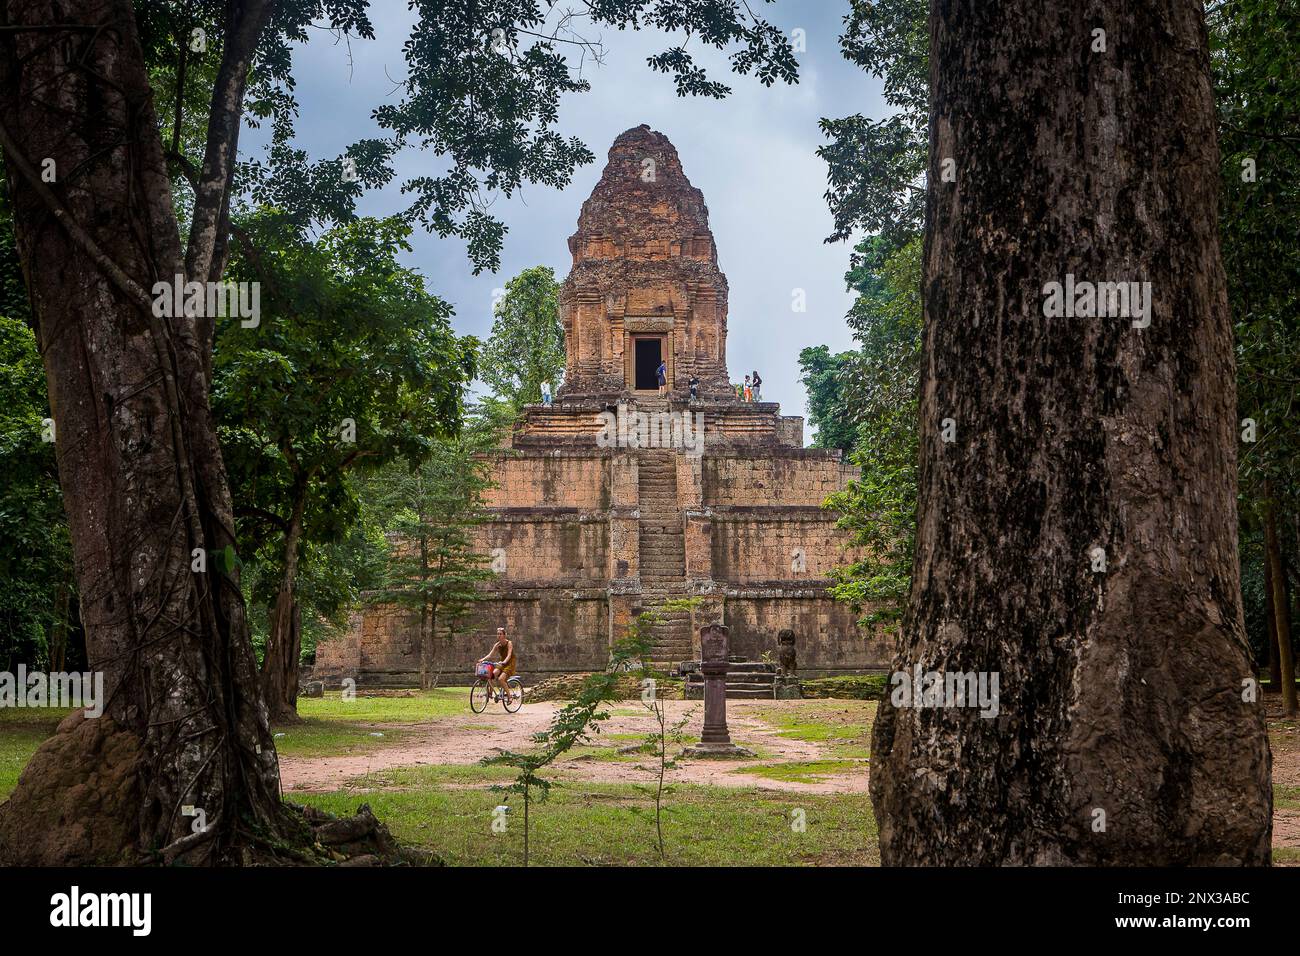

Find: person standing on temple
<box><xmin>541</xmin><ymin>380</ymin><xmax>552</xmax><ymax>406</ymax></box>
<box><xmin>743</xmin><ymin>374</ymin><xmax>752</xmax><ymax>402</ymax></box>
<box><xmin>689</xmin><ymin>375</ymin><xmax>699</xmax><ymax>401</ymax></box>
<box><xmin>750</xmin><ymin>369</ymin><xmax>762</xmax><ymax>402</ymax></box>
<box><xmin>657</xmin><ymin>359</ymin><xmax>668</xmax><ymax>397</ymax></box>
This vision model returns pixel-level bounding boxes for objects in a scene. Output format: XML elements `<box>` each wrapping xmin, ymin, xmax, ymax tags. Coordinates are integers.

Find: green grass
<box><xmin>272</xmin><ymin>688</ymin><xmax>485</xmax><ymax>758</ymax></box>
<box><xmin>749</xmin><ymin>700</ymin><xmax>876</xmax><ymax>759</ymax></box>
<box><xmin>799</xmin><ymin>674</ymin><xmax>889</xmax><ymax>700</ymax></box>
<box><xmin>295</xmin><ymin>774</ymin><xmax>879</xmax><ymax>866</ymax></box>
<box><xmin>293</xmin><ymin>687</ymin><xmax>472</xmax><ymax>723</ymax></box>
<box><xmin>740</xmin><ymin>759</ymin><xmax>864</xmax><ymax>784</ymax></box>
<box><xmin>270</xmin><ymin>719</ymin><xmax>414</xmax><ymax>759</ymax></box>
<box><xmin>306</xmin><ymin>762</ymin><xmax>519</xmax><ymax>790</ymax></box>
<box><xmin>1274</xmin><ymin>785</ymin><xmax>1300</xmax><ymax>811</ymax></box>
<box><xmin>0</xmin><ymin>713</ymin><xmax>65</xmax><ymax>800</ymax></box>
<box><xmin>0</xmin><ymin>706</ymin><xmax>74</xmax><ymax>725</ymax></box>
<box><xmin>556</xmin><ymin>736</ymin><xmax>706</xmax><ymax>764</ymax></box>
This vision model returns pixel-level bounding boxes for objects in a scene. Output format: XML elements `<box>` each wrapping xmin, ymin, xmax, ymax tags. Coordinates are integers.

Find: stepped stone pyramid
<box><xmin>315</xmin><ymin>126</ymin><xmax>886</xmax><ymax>686</ymax></box>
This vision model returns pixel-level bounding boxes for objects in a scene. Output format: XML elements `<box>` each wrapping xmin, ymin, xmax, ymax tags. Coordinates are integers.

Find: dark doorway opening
<box><xmin>634</xmin><ymin>337</ymin><xmax>663</xmax><ymax>390</ymax></box>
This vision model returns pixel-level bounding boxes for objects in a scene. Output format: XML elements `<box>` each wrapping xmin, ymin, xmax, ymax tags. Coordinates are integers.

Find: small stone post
<box><xmin>683</xmin><ymin>623</ymin><xmax>754</xmax><ymax>758</ymax></box>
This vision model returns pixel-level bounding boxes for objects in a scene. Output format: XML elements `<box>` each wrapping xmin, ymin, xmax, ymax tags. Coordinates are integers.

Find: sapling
<box><xmin>485</xmin><ymin>607</ymin><xmax>660</xmax><ymax>865</ymax></box>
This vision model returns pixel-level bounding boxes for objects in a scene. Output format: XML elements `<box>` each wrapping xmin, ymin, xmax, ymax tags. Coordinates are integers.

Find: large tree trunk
<box><xmin>1264</xmin><ymin>504</ymin><xmax>1297</xmax><ymax>716</ymax></box>
<box><xmin>263</xmin><ymin>591</ymin><xmax>304</xmax><ymax>723</ymax></box>
<box><xmin>870</xmin><ymin>0</ymin><xmax>1272</xmax><ymax>864</ymax></box>
<box><xmin>262</xmin><ymin>500</ymin><xmax>306</xmax><ymax>722</ymax></box>
<box><xmin>0</xmin><ymin>0</ymin><xmax>283</xmax><ymax>864</ymax></box>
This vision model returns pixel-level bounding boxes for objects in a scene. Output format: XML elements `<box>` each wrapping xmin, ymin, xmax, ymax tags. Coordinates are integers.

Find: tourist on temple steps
<box><xmin>657</xmin><ymin>359</ymin><xmax>667</xmax><ymax>396</ymax></box>
<box><xmin>689</xmin><ymin>375</ymin><xmax>699</xmax><ymax>401</ymax></box>
<box><xmin>541</xmin><ymin>380</ymin><xmax>552</xmax><ymax>406</ymax></box>
<box><xmin>751</xmin><ymin>370</ymin><xmax>762</xmax><ymax>401</ymax></box>
<box><xmin>743</xmin><ymin>374</ymin><xmax>752</xmax><ymax>402</ymax></box>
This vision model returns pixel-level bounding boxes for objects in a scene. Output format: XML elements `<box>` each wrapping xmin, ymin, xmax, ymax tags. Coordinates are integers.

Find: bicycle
<box><xmin>470</xmin><ymin>661</ymin><xmax>522</xmax><ymax>714</ymax></box>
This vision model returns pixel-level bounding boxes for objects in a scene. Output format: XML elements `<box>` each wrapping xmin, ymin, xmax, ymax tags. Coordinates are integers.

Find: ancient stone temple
<box><xmin>314</xmin><ymin>125</ymin><xmax>888</xmax><ymax>686</ymax></box>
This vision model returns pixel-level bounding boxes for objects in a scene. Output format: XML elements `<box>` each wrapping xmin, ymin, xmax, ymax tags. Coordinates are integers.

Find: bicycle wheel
<box><xmin>469</xmin><ymin>678</ymin><xmax>490</xmax><ymax>714</ymax></box>
<box><xmin>503</xmin><ymin>677</ymin><xmax>523</xmax><ymax>713</ymax></box>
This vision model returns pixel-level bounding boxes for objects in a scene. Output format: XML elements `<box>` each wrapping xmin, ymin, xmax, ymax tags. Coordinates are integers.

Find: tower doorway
<box><xmin>633</xmin><ymin>336</ymin><xmax>665</xmax><ymax>391</ymax></box>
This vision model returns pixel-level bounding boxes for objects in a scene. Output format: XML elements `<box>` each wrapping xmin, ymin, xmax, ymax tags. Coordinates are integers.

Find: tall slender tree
<box><xmin>869</xmin><ymin>0</ymin><xmax>1272</xmax><ymax>865</ymax></box>
<box><xmin>366</xmin><ymin>433</ymin><xmax>495</xmax><ymax>690</ymax></box>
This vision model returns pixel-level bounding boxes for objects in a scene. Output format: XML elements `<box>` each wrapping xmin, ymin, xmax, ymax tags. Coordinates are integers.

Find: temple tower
<box><xmin>559</xmin><ymin>125</ymin><xmax>733</xmax><ymax>400</ymax></box>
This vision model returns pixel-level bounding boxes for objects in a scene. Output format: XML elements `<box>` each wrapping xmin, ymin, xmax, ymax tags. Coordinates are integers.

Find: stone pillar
<box><xmin>609</xmin><ymin>452</ymin><xmax>639</xmax><ymax>508</ymax></box>
<box><xmin>684</xmin><ymin>624</ymin><xmax>754</xmax><ymax>758</ymax></box>
<box><xmin>609</xmin><ymin>451</ymin><xmax>639</xmax><ymax>583</ymax></box>
<box><xmin>608</xmin><ymin>590</ymin><xmax>640</xmax><ymax>659</ymax></box>
<box><xmin>684</xmin><ymin>511</ymin><xmax>712</xmax><ymax>583</ymax></box>
<box><xmin>699</xmin><ymin>624</ymin><xmax>731</xmax><ymax>745</ymax></box>
<box><xmin>609</xmin><ymin>514</ymin><xmax>639</xmax><ymax>582</ymax></box>
<box><xmin>676</xmin><ymin>445</ymin><xmax>703</xmax><ymax>508</ymax></box>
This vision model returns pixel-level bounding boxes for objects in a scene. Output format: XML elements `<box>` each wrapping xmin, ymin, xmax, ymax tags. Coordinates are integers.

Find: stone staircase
<box><xmin>637</xmin><ymin>448</ymin><xmax>693</xmax><ymax>669</ymax></box>
<box><xmin>682</xmin><ymin>660</ymin><xmax>778</xmax><ymax>699</ymax></box>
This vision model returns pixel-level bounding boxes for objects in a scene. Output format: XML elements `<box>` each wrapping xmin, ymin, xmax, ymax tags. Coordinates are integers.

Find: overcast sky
<box><xmin>262</xmin><ymin>3</ymin><xmax>890</xmax><ymax>435</ymax></box>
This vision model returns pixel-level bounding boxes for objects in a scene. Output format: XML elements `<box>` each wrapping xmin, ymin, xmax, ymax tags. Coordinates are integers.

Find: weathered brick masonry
<box><xmin>315</xmin><ymin>126</ymin><xmax>890</xmax><ymax>686</ymax></box>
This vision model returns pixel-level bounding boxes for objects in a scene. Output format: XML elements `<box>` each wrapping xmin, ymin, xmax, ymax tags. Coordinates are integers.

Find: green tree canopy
<box><xmin>479</xmin><ymin>265</ymin><xmax>565</xmax><ymax>416</ymax></box>
<box><xmin>214</xmin><ymin>210</ymin><xmax>477</xmax><ymax>716</ymax></box>
<box><xmin>798</xmin><ymin>345</ymin><xmax>858</xmax><ymax>453</ymax></box>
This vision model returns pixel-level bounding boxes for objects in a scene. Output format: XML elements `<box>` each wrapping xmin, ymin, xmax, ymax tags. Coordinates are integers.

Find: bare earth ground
<box><xmin>279</xmin><ymin>699</ymin><xmax>868</xmax><ymax>795</ymax></box>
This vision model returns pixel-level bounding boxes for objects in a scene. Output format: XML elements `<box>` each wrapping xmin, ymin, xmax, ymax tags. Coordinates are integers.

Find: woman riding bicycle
<box><xmin>479</xmin><ymin>627</ymin><xmax>517</xmax><ymax>701</ymax></box>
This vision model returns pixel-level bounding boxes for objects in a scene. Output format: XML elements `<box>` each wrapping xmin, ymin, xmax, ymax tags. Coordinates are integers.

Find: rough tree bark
<box><xmin>870</xmin><ymin>0</ymin><xmax>1272</xmax><ymax>864</ymax></box>
<box><xmin>0</xmin><ymin>0</ymin><xmax>284</xmax><ymax>864</ymax></box>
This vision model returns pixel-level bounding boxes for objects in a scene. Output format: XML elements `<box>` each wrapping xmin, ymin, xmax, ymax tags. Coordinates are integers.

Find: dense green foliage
<box><xmin>818</xmin><ymin>0</ymin><xmax>927</xmax><ymax>249</ymax></box>
<box><xmin>478</xmin><ymin>265</ymin><xmax>565</xmax><ymax>422</ymax></box>
<box><xmin>0</xmin><ymin>197</ymin><xmax>75</xmax><ymax>669</ymax></box>
<box><xmin>0</xmin><ymin>317</ymin><xmax>74</xmax><ymax>668</ymax></box>
<box><xmin>809</xmin><ymin>0</ymin><xmax>928</xmax><ymax>634</ymax></box>
<box><xmin>1210</xmin><ymin>0</ymin><xmax>1300</xmax><ymax>674</ymax></box>
<box><xmin>215</xmin><ymin>213</ymin><xmax>476</xmax><ymax>659</ymax></box>
<box><xmin>820</xmin><ymin>239</ymin><xmax>922</xmax><ymax>632</ymax></box>
<box><xmin>797</xmin><ymin>345</ymin><xmax>857</xmax><ymax>454</ymax></box>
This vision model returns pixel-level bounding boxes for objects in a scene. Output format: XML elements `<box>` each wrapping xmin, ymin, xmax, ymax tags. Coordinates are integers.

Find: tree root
<box><xmin>0</xmin><ymin>712</ymin><xmax>439</xmax><ymax>866</ymax></box>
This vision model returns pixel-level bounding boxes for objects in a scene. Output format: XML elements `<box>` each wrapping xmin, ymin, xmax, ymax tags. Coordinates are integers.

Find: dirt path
<box><xmin>279</xmin><ymin>700</ymin><xmax>868</xmax><ymax>795</ymax></box>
